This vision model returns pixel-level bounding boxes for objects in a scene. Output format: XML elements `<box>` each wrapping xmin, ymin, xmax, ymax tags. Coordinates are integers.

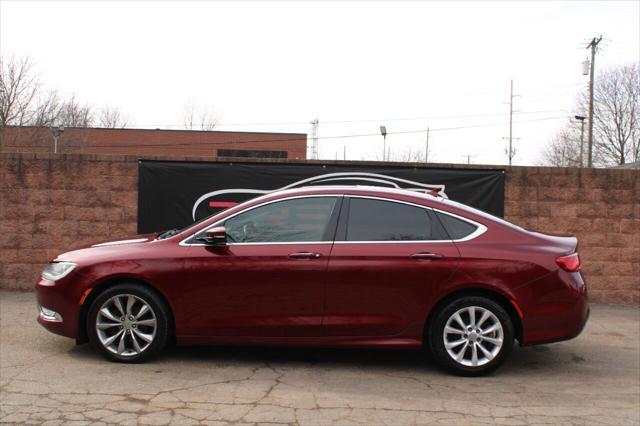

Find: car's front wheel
<box><xmin>429</xmin><ymin>295</ymin><xmax>514</xmax><ymax>376</ymax></box>
<box><xmin>87</xmin><ymin>283</ymin><xmax>170</xmax><ymax>362</ymax></box>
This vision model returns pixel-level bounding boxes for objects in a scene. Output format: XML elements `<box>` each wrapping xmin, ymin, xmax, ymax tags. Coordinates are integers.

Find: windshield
<box><xmin>164</xmin><ymin>193</ymin><xmax>273</xmax><ymax>239</ymax></box>
<box><xmin>156</xmin><ymin>210</ymin><xmax>225</xmax><ymax>240</ymax></box>
<box><xmin>178</xmin><ymin>212</ymin><xmax>218</xmax><ymax>233</ymax></box>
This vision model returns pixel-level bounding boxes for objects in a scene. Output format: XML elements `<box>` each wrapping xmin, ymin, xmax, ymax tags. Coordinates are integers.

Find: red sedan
<box><xmin>36</xmin><ymin>186</ymin><xmax>588</xmax><ymax>375</ymax></box>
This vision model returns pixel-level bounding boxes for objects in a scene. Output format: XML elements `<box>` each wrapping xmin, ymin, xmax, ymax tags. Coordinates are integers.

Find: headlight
<box><xmin>41</xmin><ymin>262</ymin><xmax>76</xmax><ymax>281</ymax></box>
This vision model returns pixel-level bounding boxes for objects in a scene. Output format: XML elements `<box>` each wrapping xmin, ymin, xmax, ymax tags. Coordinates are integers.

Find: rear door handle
<box><xmin>411</xmin><ymin>252</ymin><xmax>444</xmax><ymax>259</ymax></box>
<box><xmin>288</xmin><ymin>252</ymin><xmax>322</xmax><ymax>259</ymax></box>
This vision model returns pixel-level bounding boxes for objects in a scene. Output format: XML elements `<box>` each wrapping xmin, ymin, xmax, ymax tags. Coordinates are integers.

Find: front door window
<box><xmin>223</xmin><ymin>197</ymin><xmax>339</xmax><ymax>243</ymax></box>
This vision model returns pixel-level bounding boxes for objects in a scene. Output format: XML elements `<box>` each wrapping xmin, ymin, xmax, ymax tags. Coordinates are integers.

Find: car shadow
<box><xmin>165</xmin><ymin>344</ymin><xmax>437</xmax><ymax>370</ymax></box>
<box><xmin>67</xmin><ymin>340</ymin><xmax>588</xmax><ymax>378</ymax></box>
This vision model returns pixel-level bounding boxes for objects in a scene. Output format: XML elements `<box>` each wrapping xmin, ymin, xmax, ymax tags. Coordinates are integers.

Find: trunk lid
<box><xmin>527</xmin><ymin>231</ymin><xmax>578</xmax><ymax>255</ymax></box>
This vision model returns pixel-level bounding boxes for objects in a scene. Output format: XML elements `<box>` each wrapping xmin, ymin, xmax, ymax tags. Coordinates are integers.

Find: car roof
<box><xmin>260</xmin><ymin>185</ymin><xmax>509</xmax><ymax>228</ymax></box>
<box><xmin>262</xmin><ymin>185</ymin><xmax>444</xmax><ymax>203</ymax></box>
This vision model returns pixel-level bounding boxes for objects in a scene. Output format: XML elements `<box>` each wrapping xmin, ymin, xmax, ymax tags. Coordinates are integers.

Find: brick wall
<box><xmin>1</xmin><ymin>152</ymin><xmax>638</xmax><ymax>304</ymax></box>
<box><xmin>0</xmin><ymin>126</ymin><xmax>307</xmax><ymax>159</ymax></box>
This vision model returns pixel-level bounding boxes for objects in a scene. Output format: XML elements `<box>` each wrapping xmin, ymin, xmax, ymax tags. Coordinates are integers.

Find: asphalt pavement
<box><xmin>1</xmin><ymin>291</ymin><xmax>638</xmax><ymax>425</ymax></box>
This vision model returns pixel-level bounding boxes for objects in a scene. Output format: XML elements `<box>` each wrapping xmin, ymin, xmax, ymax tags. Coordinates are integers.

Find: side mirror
<box><xmin>198</xmin><ymin>226</ymin><xmax>227</xmax><ymax>245</ymax></box>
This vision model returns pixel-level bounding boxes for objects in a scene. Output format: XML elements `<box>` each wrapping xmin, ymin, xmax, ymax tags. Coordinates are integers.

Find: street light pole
<box><xmin>380</xmin><ymin>126</ymin><xmax>387</xmax><ymax>161</ymax></box>
<box><xmin>425</xmin><ymin>127</ymin><xmax>430</xmax><ymax>163</ymax></box>
<box><xmin>50</xmin><ymin>126</ymin><xmax>65</xmax><ymax>154</ymax></box>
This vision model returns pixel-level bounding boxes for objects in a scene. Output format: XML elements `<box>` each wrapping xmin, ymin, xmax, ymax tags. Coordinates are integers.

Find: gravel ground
<box><xmin>1</xmin><ymin>290</ymin><xmax>639</xmax><ymax>425</ymax></box>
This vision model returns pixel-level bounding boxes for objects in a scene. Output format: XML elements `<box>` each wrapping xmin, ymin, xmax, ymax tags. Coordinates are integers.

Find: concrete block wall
<box><xmin>1</xmin><ymin>153</ymin><xmax>138</xmax><ymax>290</ymax></box>
<box><xmin>1</xmin><ymin>152</ymin><xmax>638</xmax><ymax>303</ymax></box>
<box><xmin>505</xmin><ymin>166</ymin><xmax>639</xmax><ymax>304</ymax></box>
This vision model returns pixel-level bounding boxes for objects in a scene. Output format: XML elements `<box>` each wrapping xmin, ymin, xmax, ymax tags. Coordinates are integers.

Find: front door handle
<box><xmin>411</xmin><ymin>252</ymin><xmax>444</xmax><ymax>260</ymax></box>
<box><xmin>288</xmin><ymin>252</ymin><xmax>322</xmax><ymax>260</ymax></box>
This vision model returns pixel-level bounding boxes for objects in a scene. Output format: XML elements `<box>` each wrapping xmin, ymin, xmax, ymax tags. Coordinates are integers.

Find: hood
<box><xmin>54</xmin><ymin>234</ymin><xmax>157</xmax><ymax>265</ymax></box>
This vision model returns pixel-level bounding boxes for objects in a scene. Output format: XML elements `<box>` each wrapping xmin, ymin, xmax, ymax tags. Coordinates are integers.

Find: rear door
<box><xmin>324</xmin><ymin>196</ymin><xmax>460</xmax><ymax>337</ymax></box>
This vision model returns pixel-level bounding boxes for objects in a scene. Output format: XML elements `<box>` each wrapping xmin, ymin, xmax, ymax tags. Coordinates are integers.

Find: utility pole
<box><xmin>502</xmin><ymin>80</ymin><xmax>519</xmax><ymax>165</ymax></box>
<box><xmin>462</xmin><ymin>154</ymin><xmax>475</xmax><ymax>165</ymax></box>
<box><xmin>506</xmin><ymin>79</ymin><xmax>519</xmax><ymax>166</ymax></box>
<box><xmin>586</xmin><ymin>36</ymin><xmax>602</xmax><ymax>168</ymax></box>
<box><xmin>574</xmin><ymin>115</ymin><xmax>586</xmax><ymax>167</ymax></box>
<box><xmin>509</xmin><ymin>79</ymin><xmax>513</xmax><ymax>165</ymax></box>
<box><xmin>310</xmin><ymin>118</ymin><xmax>319</xmax><ymax>160</ymax></box>
<box><xmin>343</xmin><ymin>145</ymin><xmax>346</xmax><ymax>161</ymax></box>
<box><xmin>425</xmin><ymin>127</ymin><xmax>430</xmax><ymax>163</ymax></box>
<box><xmin>502</xmin><ymin>136</ymin><xmax>519</xmax><ymax>164</ymax></box>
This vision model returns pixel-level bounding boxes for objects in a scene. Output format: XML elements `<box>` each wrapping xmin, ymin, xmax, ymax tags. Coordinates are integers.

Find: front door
<box><xmin>180</xmin><ymin>196</ymin><xmax>341</xmax><ymax>338</ymax></box>
<box><xmin>324</xmin><ymin>196</ymin><xmax>460</xmax><ymax>337</ymax></box>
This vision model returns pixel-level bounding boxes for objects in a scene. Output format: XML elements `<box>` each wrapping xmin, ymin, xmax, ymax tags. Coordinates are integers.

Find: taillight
<box><xmin>556</xmin><ymin>253</ymin><xmax>581</xmax><ymax>272</ymax></box>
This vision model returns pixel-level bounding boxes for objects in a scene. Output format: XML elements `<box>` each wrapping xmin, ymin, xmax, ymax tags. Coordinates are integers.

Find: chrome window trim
<box><xmin>334</xmin><ymin>195</ymin><xmax>487</xmax><ymax>244</ymax></box>
<box><xmin>179</xmin><ymin>193</ymin><xmax>487</xmax><ymax>247</ymax></box>
<box><xmin>179</xmin><ymin>194</ymin><xmax>342</xmax><ymax>247</ymax></box>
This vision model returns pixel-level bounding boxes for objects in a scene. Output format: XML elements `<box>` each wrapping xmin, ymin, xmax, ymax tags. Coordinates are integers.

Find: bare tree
<box><xmin>1</xmin><ymin>55</ymin><xmax>137</xmax><ymax>152</ymax></box>
<box><xmin>31</xmin><ymin>90</ymin><xmax>63</xmax><ymax>127</ymax></box>
<box><xmin>99</xmin><ymin>106</ymin><xmax>128</xmax><ymax>128</ymax></box>
<box><xmin>542</xmin><ymin>62</ymin><xmax>639</xmax><ymax>167</ymax></box>
<box><xmin>183</xmin><ymin>98</ymin><xmax>196</xmax><ymax>130</ymax></box>
<box><xmin>183</xmin><ymin>98</ymin><xmax>218</xmax><ymax>131</ymax></box>
<box><xmin>0</xmin><ymin>55</ymin><xmax>41</xmax><ymax>128</ymax></box>
<box><xmin>540</xmin><ymin>126</ymin><xmax>583</xmax><ymax>167</ymax></box>
<box><xmin>199</xmin><ymin>108</ymin><xmax>218</xmax><ymax>131</ymax></box>
<box><xmin>379</xmin><ymin>147</ymin><xmax>434</xmax><ymax>163</ymax></box>
<box><xmin>56</xmin><ymin>95</ymin><xmax>94</xmax><ymax>127</ymax></box>
<box><xmin>590</xmin><ymin>63</ymin><xmax>639</xmax><ymax>165</ymax></box>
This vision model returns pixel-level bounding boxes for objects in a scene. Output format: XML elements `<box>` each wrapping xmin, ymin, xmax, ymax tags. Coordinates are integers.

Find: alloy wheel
<box><xmin>442</xmin><ymin>305</ymin><xmax>504</xmax><ymax>367</ymax></box>
<box><xmin>95</xmin><ymin>294</ymin><xmax>157</xmax><ymax>357</ymax></box>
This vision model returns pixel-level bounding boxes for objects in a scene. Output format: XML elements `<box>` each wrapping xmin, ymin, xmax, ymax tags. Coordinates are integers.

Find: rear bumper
<box><xmin>520</xmin><ymin>270</ymin><xmax>589</xmax><ymax>346</ymax></box>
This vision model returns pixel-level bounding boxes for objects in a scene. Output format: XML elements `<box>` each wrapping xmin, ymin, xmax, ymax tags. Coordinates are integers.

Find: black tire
<box><xmin>428</xmin><ymin>295</ymin><xmax>514</xmax><ymax>376</ymax></box>
<box><xmin>87</xmin><ymin>283</ymin><xmax>170</xmax><ymax>363</ymax></box>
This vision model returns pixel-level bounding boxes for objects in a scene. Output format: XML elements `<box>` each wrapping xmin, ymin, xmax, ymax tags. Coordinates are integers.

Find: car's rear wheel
<box><xmin>429</xmin><ymin>295</ymin><xmax>514</xmax><ymax>376</ymax></box>
<box><xmin>87</xmin><ymin>283</ymin><xmax>169</xmax><ymax>362</ymax></box>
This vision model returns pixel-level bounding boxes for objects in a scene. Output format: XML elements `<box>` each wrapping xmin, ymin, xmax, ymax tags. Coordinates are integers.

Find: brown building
<box><xmin>0</xmin><ymin>126</ymin><xmax>307</xmax><ymax>159</ymax></box>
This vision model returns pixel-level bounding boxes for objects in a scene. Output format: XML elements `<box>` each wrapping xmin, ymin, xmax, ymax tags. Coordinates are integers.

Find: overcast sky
<box><xmin>1</xmin><ymin>1</ymin><xmax>638</xmax><ymax>165</ymax></box>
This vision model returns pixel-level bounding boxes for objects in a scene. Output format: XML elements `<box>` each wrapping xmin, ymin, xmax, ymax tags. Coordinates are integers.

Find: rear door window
<box><xmin>345</xmin><ymin>198</ymin><xmax>448</xmax><ymax>241</ymax></box>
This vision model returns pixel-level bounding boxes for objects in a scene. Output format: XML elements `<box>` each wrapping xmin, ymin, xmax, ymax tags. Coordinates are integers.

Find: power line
<box><xmin>134</xmin><ymin>109</ymin><xmax>569</xmax><ymax>128</ymax></box>
<box><xmin>58</xmin><ymin>115</ymin><xmax>569</xmax><ymax>149</ymax></box>
<box><xmin>518</xmin><ymin>89</ymin><xmax>582</xmax><ymax>104</ymax></box>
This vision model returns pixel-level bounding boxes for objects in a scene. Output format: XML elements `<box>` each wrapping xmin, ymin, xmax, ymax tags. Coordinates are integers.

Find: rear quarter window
<box><xmin>435</xmin><ymin>211</ymin><xmax>478</xmax><ymax>240</ymax></box>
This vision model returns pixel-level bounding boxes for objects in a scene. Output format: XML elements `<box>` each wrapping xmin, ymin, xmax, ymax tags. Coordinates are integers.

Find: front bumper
<box><xmin>36</xmin><ymin>277</ymin><xmax>82</xmax><ymax>339</ymax></box>
<box><xmin>37</xmin><ymin>304</ymin><xmax>63</xmax><ymax>322</ymax></box>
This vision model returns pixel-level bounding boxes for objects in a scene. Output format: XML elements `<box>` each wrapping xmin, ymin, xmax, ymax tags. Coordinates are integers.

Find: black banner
<box><xmin>138</xmin><ymin>160</ymin><xmax>505</xmax><ymax>234</ymax></box>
